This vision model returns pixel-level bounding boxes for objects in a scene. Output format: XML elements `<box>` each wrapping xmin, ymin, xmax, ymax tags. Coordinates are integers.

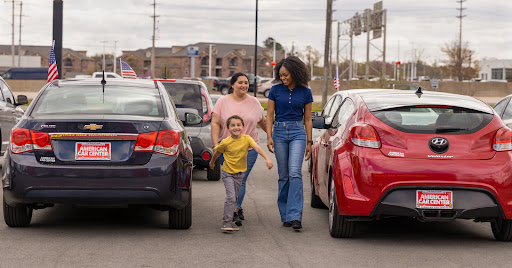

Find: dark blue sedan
<box><xmin>2</xmin><ymin>78</ymin><xmax>197</xmax><ymax>228</ymax></box>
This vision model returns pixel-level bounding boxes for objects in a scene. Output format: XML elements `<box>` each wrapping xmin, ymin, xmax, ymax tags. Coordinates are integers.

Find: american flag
<box><xmin>47</xmin><ymin>40</ymin><xmax>58</xmax><ymax>82</ymax></box>
<box><xmin>334</xmin><ymin>66</ymin><xmax>340</xmax><ymax>91</ymax></box>
<box><xmin>120</xmin><ymin>59</ymin><xmax>137</xmax><ymax>79</ymax></box>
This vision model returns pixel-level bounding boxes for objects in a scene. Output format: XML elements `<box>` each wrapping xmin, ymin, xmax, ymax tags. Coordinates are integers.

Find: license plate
<box><xmin>75</xmin><ymin>142</ymin><xmax>111</xmax><ymax>160</ymax></box>
<box><xmin>416</xmin><ymin>190</ymin><xmax>453</xmax><ymax>209</ymax></box>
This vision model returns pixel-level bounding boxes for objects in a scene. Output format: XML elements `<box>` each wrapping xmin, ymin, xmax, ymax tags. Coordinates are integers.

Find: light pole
<box><xmin>253</xmin><ymin>0</ymin><xmax>258</xmax><ymax>97</ymax></box>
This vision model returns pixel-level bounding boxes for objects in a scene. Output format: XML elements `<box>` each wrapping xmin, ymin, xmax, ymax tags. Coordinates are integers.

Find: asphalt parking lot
<box><xmin>1</xmin><ymin>128</ymin><xmax>512</xmax><ymax>267</ymax></box>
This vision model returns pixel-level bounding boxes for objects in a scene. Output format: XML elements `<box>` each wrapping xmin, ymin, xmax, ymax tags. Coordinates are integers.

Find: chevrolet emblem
<box><xmin>84</xmin><ymin>124</ymin><xmax>103</xmax><ymax>131</ymax></box>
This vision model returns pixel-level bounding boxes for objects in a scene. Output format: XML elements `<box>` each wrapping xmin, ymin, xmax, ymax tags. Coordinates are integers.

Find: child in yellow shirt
<box><xmin>210</xmin><ymin>115</ymin><xmax>273</xmax><ymax>232</ymax></box>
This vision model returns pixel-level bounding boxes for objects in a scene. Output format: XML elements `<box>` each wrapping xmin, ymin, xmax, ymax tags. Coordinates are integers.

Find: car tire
<box><xmin>221</xmin><ymin>87</ymin><xmax>229</xmax><ymax>95</ymax></box>
<box><xmin>3</xmin><ymin>197</ymin><xmax>32</xmax><ymax>227</ymax></box>
<box><xmin>264</xmin><ymin>90</ymin><xmax>270</xmax><ymax>98</ymax></box>
<box><xmin>207</xmin><ymin>159</ymin><xmax>221</xmax><ymax>181</ymax></box>
<box><xmin>169</xmin><ymin>190</ymin><xmax>192</xmax><ymax>229</ymax></box>
<box><xmin>310</xmin><ymin>159</ymin><xmax>325</xmax><ymax>209</ymax></box>
<box><xmin>491</xmin><ymin>218</ymin><xmax>512</xmax><ymax>241</ymax></box>
<box><xmin>328</xmin><ymin>178</ymin><xmax>354</xmax><ymax>238</ymax></box>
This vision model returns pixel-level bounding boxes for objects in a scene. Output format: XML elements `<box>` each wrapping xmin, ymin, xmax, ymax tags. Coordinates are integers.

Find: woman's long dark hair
<box><xmin>274</xmin><ymin>56</ymin><xmax>311</xmax><ymax>88</ymax></box>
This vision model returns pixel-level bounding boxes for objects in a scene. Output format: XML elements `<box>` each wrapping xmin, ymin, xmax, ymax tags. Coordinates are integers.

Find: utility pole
<box><xmin>17</xmin><ymin>1</ymin><xmax>22</xmax><ymax>67</ymax></box>
<box><xmin>151</xmin><ymin>0</ymin><xmax>159</xmax><ymax>78</ymax></box>
<box><xmin>272</xmin><ymin>39</ymin><xmax>276</xmax><ymax>79</ymax></box>
<box><xmin>456</xmin><ymin>0</ymin><xmax>466</xmax><ymax>82</ymax></box>
<box><xmin>113</xmin><ymin>40</ymin><xmax>118</xmax><ymax>74</ymax></box>
<box><xmin>11</xmin><ymin>0</ymin><xmax>15</xmax><ymax>67</ymax></box>
<box><xmin>322</xmin><ymin>0</ymin><xmax>333</xmax><ymax>106</ymax></box>
<box><xmin>100</xmin><ymin>40</ymin><xmax>107</xmax><ymax>71</ymax></box>
<box><xmin>364</xmin><ymin>8</ymin><xmax>370</xmax><ymax>80</ymax></box>
<box><xmin>336</xmin><ymin>21</ymin><xmax>340</xmax><ymax>79</ymax></box>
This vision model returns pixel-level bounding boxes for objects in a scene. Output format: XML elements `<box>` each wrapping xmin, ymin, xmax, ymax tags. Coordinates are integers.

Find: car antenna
<box><xmin>101</xmin><ymin>70</ymin><xmax>106</xmax><ymax>103</ymax></box>
<box><xmin>415</xmin><ymin>86</ymin><xmax>423</xmax><ymax>98</ymax></box>
<box><xmin>164</xmin><ymin>66</ymin><xmax>167</xmax><ymax>79</ymax></box>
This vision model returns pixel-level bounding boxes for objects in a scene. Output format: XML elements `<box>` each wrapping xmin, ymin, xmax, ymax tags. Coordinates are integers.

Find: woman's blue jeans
<box><xmin>218</xmin><ymin>149</ymin><xmax>258</xmax><ymax>210</ymax></box>
<box><xmin>272</xmin><ymin>121</ymin><xmax>307</xmax><ymax>222</ymax></box>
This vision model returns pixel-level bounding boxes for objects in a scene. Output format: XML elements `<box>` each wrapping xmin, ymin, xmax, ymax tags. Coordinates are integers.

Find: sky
<box><xmin>0</xmin><ymin>0</ymin><xmax>510</xmax><ymax>65</ymax></box>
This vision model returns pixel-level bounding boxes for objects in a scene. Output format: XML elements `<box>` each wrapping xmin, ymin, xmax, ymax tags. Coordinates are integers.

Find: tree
<box><xmin>303</xmin><ymin>45</ymin><xmax>321</xmax><ymax>74</ymax></box>
<box><xmin>441</xmin><ymin>40</ymin><xmax>475</xmax><ymax>81</ymax></box>
<box><xmin>263</xmin><ymin>37</ymin><xmax>283</xmax><ymax>51</ymax></box>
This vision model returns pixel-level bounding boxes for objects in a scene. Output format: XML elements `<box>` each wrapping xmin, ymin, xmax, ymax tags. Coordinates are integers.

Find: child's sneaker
<box><xmin>233</xmin><ymin>212</ymin><xmax>242</xmax><ymax>226</ymax></box>
<box><xmin>231</xmin><ymin>222</ymin><xmax>240</xmax><ymax>231</ymax></box>
<box><xmin>221</xmin><ymin>223</ymin><xmax>235</xmax><ymax>232</ymax></box>
<box><xmin>238</xmin><ymin>208</ymin><xmax>245</xmax><ymax>220</ymax></box>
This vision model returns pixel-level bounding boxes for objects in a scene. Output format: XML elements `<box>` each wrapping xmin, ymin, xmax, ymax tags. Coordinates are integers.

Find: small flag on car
<box><xmin>334</xmin><ymin>66</ymin><xmax>340</xmax><ymax>91</ymax></box>
<box><xmin>120</xmin><ymin>59</ymin><xmax>137</xmax><ymax>79</ymax></box>
<box><xmin>48</xmin><ymin>40</ymin><xmax>59</xmax><ymax>82</ymax></box>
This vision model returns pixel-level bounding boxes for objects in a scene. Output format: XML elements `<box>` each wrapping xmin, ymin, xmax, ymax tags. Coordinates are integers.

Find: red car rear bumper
<box><xmin>333</xmin><ymin>149</ymin><xmax>512</xmax><ymax>219</ymax></box>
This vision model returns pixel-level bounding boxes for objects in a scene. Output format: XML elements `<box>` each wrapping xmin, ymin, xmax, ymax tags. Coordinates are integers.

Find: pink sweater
<box><xmin>212</xmin><ymin>95</ymin><xmax>264</xmax><ymax>144</ymax></box>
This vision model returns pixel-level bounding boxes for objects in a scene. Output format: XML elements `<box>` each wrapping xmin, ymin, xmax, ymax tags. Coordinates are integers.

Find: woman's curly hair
<box><xmin>274</xmin><ymin>56</ymin><xmax>311</xmax><ymax>88</ymax></box>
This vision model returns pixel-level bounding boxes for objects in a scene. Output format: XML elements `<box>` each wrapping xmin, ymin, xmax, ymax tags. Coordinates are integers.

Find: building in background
<box><xmin>0</xmin><ymin>45</ymin><xmax>94</xmax><ymax>78</ymax></box>
<box><xmin>479</xmin><ymin>59</ymin><xmax>512</xmax><ymax>81</ymax></box>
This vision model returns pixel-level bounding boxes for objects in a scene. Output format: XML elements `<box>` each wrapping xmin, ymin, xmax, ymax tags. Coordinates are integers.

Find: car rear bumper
<box><xmin>333</xmin><ymin>150</ymin><xmax>512</xmax><ymax>219</ymax></box>
<box><xmin>370</xmin><ymin>187</ymin><xmax>503</xmax><ymax>221</ymax></box>
<box><xmin>2</xmin><ymin>152</ymin><xmax>191</xmax><ymax>209</ymax></box>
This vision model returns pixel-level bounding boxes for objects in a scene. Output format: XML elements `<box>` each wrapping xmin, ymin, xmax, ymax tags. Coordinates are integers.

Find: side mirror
<box><xmin>312</xmin><ymin>114</ymin><xmax>326</xmax><ymax>129</ymax></box>
<box><xmin>16</xmin><ymin>95</ymin><xmax>28</xmax><ymax>106</ymax></box>
<box><xmin>184</xmin><ymin>112</ymin><xmax>202</xmax><ymax>126</ymax></box>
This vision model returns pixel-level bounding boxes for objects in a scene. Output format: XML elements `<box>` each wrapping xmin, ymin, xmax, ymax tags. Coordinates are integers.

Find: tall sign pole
<box><xmin>52</xmin><ymin>0</ymin><xmax>63</xmax><ymax>79</ymax></box>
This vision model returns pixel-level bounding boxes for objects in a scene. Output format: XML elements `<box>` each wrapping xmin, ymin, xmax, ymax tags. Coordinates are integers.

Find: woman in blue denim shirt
<box><xmin>266</xmin><ymin>56</ymin><xmax>313</xmax><ymax>230</ymax></box>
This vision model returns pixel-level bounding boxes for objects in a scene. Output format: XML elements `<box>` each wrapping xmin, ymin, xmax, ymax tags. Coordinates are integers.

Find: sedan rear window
<box><xmin>372</xmin><ymin>106</ymin><xmax>493</xmax><ymax>134</ymax></box>
<box><xmin>31</xmin><ymin>85</ymin><xmax>163</xmax><ymax>117</ymax></box>
<box><xmin>162</xmin><ymin>83</ymin><xmax>203</xmax><ymax>115</ymax></box>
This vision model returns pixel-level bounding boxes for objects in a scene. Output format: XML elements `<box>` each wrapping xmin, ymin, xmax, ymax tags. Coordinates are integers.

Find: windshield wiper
<box><xmin>435</xmin><ymin>127</ymin><xmax>468</xmax><ymax>133</ymax></box>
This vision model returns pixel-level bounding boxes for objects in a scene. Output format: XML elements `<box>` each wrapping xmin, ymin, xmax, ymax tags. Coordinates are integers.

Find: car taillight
<box><xmin>213</xmin><ymin>81</ymin><xmax>216</xmax><ymax>86</ymax></box>
<box><xmin>202</xmin><ymin>151</ymin><xmax>211</xmax><ymax>160</ymax></box>
<box><xmin>134</xmin><ymin>131</ymin><xmax>158</xmax><ymax>151</ymax></box>
<box><xmin>154</xmin><ymin>130</ymin><xmax>180</xmax><ymax>156</ymax></box>
<box><xmin>11</xmin><ymin>128</ymin><xmax>32</xmax><ymax>153</ymax></box>
<box><xmin>10</xmin><ymin>128</ymin><xmax>52</xmax><ymax>154</ymax></box>
<box><xmin>493</xmin><ymin>127</ymin><xmax>512</xmax><ymax>151</ymax></box>
<box><xmin>31</xmin><ymin>130</ymin><xmax>52</xmax><ymax>150</ymax></box>
<box><xmin>349</xmin><ymin>124</ymin><xmax>381</xmax><ymax>148</ymax></box>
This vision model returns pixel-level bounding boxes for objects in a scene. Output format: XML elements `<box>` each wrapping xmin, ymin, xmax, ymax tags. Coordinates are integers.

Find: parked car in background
<box><xmin>92</xmin><ymin>72</ymin><xmax>122</xmax><ymax>78</ymax></box>
<box><xmin>491</xmin><ymin>95</ymin><xmax>512</xmax><ymax>129</ymax></box>
<box><xmin>2</xmin><ymin>67</ymin><xmax>48</xmax><ymax>80</ymax></box>
<box><xmin>210</xmin><ymin>94</ymin><xmax>222</xmax><ymax>107</ymax></box>
<box><xmin>310</xmin><ymin>88</ymin><xmax>512</xmax><ymax>241</ymax></box>
<box><xmin>213</xmin><ymin>74</ymin><xmax>263</xmax><ymax>95</ymax></box>
<box><xmin>257</xmin><ymin>79</ymin><xmax>279</xmax><ymax>98</ymax></box>
<box><xmin>0</xmin><ymin>77</ymin><xmax>28</xmax><ymax>155</ymax></box>
<box><xmin>156</xmin><ymin>79</ymin><xmax>220</xmax><ymax>181</ymax></box>
<box><xmin>3</xmin><ymin>78</ymin><xmax>194</xmax><ymax>228</ymax></box>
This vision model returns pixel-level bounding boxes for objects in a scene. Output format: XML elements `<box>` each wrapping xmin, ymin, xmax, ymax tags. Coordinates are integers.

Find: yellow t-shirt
<box><xmin>215</xmin><ymin>134</ymin><xmax>256</xmax><ymax>174</ymax></box>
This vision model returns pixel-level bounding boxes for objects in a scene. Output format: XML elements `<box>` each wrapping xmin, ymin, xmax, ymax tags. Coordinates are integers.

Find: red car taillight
<box><xmin>134</xmin><ymin>131</ymin><xmax>158</xmax><ymax>151</ymax></box>
<box><xmin>134</xmin><ymin>130</ymin><xmax>180</xmax><ymax>156</ymax></box>
<box><xmin>349</xmin><ymin>124</ymin><xmax>381</xmax><ymax>148</ymax></box>
<box><xmin>10</xmin><ymin>128</ymin><xmax>52</xmax><ymax>154</ymax></box>
<box><xmin>493</xmin><ymin>127</ymin><xmax>512</xmax><ymax>151</ymax></box>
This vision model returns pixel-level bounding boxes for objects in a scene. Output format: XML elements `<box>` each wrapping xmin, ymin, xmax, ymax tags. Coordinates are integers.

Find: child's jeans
<box><xmin>221</xmin><ymin>170</ymin><xmax>244</xmax><ymax>224</ymax></box>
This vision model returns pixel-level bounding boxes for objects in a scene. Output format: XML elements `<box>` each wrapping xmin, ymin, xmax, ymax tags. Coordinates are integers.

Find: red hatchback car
<box><xmin>310</xmin><ymin>88</ymin><xmax>512</xmax><ymax>241</ymax></box>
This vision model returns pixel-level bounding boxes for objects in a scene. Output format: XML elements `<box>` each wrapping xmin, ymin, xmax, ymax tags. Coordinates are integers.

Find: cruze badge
<box><xmin>429</xmin><ymin>137</ymin><xmax>449</xmax><ymax>154</ymax></box>
<box><xmin>84</xmin><ymin>124</ymin><xmax>103</xmax><ymax>131</ymax></box>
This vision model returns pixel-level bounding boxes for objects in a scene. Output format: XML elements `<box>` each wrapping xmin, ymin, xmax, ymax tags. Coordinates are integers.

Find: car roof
<box><xmin>52</xmin><ymin>78</ymin><xmax>158</xmax><ymax>88</ymax></box>
<box><xmin>155</xmin><ymin>78</ymin><xmax>202</xmax><ymax>85</ymax></box>
<box><xmin>346</xmin><ymin>88</ymin><xmax>493</xmax><ymax>114</ymax></box>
